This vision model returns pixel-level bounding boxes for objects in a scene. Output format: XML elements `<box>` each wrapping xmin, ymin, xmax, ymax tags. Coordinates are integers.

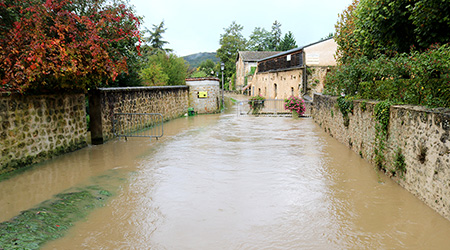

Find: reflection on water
<box><xmin>2</xmin><ymin>104</ymin><xmax>450</xmax><ymax>249</ymax></box>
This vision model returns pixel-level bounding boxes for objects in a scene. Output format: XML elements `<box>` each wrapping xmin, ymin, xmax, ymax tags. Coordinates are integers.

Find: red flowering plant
<box><xmin>284</xmin><ymin>96</ymin><xmax>305</xmax><ymax>115</ymax></box>
<box><xmin>0</xmin><ymin>0</ymin><xmax>142</xmax><ymax>93</ymax></box>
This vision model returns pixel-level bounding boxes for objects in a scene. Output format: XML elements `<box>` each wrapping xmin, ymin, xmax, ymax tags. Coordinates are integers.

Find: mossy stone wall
<box><xmin>313</xmin><ymin>94</ymin><xmax>450</xmax><ymax>221</ymax></box>
<box><xmin>89</xmin><ymin>86</ymin><xmax>189</xmax><ymax>144</ymax></box>
<box><xmin>0</xmin><ymin>93</ymin><xmax>87</xmax><ymax>175</ymax></box>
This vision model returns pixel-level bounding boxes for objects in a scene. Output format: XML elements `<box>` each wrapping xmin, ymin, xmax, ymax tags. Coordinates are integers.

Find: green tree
<box><xmin>149</xmin><ymin>21</ymin><xmax>172</xmax><ymax>52</ymax></box>
<box><xmin>355</xmin><ymin>0</ymin><xmax>416</xmax><ymax>57</ymax></box>
<box><xmin>141</xmin><ymin>20</ymin><xmax>172</xmax><ymax>58</ymax></box>
<box><xmin>189</xmin><ymin>59</ymin><xmax>216</xmax><ymax>78</ymax></box>
<box><xmin>334</xmin><ymin>0</ymin><xmax>361</xmax><ymax>64</ymax></box>
<box><xmin>198</xmin><ymin>59</ymin><xmax>216</xmax><ymax>76</ymax></box>
<box><xmin>268</xmin><ymin>20</ymin><xmax>282</xmax><ymax>51</ymax></box>
<box><xmin>140</xmin><ymin>51</ymin><xmax>188</xmax><ymax>86</ymax></box>
<box><xmin>335</xmin><ymin>0</ymin><xmax>450</xmax><ymax>62</ymax></box>
<box><xmin>139</xmin><ymin>64</ymin><xmax>169</xmax><ymax>86</ymax></box>
<box><xmin>277</xmin><ymin>31</ymin><xmax>297</xmax><ymax>51</ymax></box>
<box><xmin>247</xmin><ymin>27</ymin><xmax>271</xmax><ymax>51</ymax></box>
<box><xmin>216</xmin><ymin>21</ymin><xmax>247</xmax><ymax>81</ymax></box>
<box><xmin>321</xmin><ymin>33</ymin><xmax>334</xmax><ymax>41</ymax></box>
<box><xmin>410</xmin><ymin>0</ymin><xmax>450</xmax><ymax>49</ymax></box>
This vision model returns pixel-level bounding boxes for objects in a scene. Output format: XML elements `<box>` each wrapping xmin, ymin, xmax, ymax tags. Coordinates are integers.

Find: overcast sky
<box><xmin>130</xmin><ymin>0</ymin><xmax>354</xmax><ymax>57</ymax></box>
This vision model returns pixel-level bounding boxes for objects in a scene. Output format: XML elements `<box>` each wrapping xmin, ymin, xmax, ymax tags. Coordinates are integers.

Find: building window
<box><xmin>291</xmin><ymin>87</ymin><xmax>294</xmax><ymax>97</ymax></box>
<box><xmin>274</xmin><ymin>84</ymin><xmax>278</xmax><ymax>99</ymax></box>
<box><xmin>258</xmin><ymin>88</ymin><xmax>261</xmax><ymax>96</ymax></box>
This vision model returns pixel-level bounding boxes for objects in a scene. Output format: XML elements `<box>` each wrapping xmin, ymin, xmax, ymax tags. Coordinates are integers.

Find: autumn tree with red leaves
<box><xmin>0</xmin><ymin>0</ymin><xmax>141</xmax><ymax>93</ymax></box>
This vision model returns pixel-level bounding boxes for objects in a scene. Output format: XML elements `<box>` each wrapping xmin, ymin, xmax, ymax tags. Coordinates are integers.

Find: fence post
<box><xmin>89</xmin><ymin>89</ymin><xmax>104</xmax><ymax>145</ymax></box>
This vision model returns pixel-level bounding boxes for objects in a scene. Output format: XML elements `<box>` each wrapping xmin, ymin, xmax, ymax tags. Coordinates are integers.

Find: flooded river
<box><xmin>2</xmin><ymin>103</ymin><xmax>450</xmax><ymax>249</ymax></box>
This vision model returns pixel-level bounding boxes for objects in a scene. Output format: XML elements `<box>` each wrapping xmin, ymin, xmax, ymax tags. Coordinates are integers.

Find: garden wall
<box><xmin>0</xmin><ymin>93</ymin><xmax>87</xmax><ymax>175</ymax></box>
<box><xmin>89</xmin><ymin>86</ymin><xmax>189</xmax><ymax>144</ymax></box>
<box><xmin>313</xmin><ymin>94</ymin><xmax>450</xmax><ymax>221</ymax></box>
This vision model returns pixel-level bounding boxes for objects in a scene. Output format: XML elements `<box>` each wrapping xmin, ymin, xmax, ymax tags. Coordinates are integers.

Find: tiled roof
<box><xmin>237</xmin><ymin>51</ymin><xmax>282</xmax><ymax>62</ymax></box>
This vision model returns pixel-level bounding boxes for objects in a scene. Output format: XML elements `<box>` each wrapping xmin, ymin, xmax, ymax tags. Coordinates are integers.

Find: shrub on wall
<box><xmin>325</xmin><ymin>44</ymin><xmax>450</xmax><ymax>108</ymax></box>
<box><xmin>249</xmin><ymin>95</ymin><xmax>265</xmax><ymax>115</ymax></box>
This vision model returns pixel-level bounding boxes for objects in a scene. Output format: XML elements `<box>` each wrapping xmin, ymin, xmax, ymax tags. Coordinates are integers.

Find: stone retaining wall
<box><xmin>313</xmin><ymin>94</ymin><xmax>450</xmax><ymax>221</ymax></box>
<box><xmin>0</xmin><ymin>93</ymin><xmax>87</xmax><ymax>175</ymax></box>
<box><xmin>89</xmin><ymin>86</ymin><xmax>189</xmax><ymax>144</ymax></box>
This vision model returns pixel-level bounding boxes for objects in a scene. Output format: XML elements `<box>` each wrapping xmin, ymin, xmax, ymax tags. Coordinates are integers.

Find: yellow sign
<box><xmin>198</xmin><ymin>91</ymin><xmax>207</xmax><ymax>98</ymax></box>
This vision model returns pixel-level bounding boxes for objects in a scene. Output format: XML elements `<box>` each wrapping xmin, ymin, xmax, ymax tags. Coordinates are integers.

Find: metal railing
<box><xmin>112</xmin><ymin>113</ymin><xmax>163</xmax><ymax>140</ymax></box>
<box><xmin>237</xmin><ymin>99</ymin><xmax>312</xmax><ymax>117</ymax></box>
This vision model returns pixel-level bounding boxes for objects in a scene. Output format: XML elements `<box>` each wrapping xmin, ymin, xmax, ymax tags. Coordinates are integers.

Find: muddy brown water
<box><xmin>2</xmin><ymin>104</ymin><xmax>450</xmax><ymax>249</ymax></box>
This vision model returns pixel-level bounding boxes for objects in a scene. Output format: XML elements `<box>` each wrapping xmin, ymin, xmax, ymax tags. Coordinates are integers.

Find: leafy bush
<box><xmin>325</xmin><ymin>44</ymin><xmax>450</xmax><ymax>108</ymax></box>
<box><xmin>284</xmin><ymin>96</ymin><xmax>306</xmax><ymax>115</ymax></box>
<box><xmin>249</xmin><ymin>95</ymin><xmax>265</xmax><ymax>114</ymax></box>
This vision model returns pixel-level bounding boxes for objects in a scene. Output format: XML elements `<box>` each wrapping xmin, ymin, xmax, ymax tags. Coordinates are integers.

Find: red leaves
<box><xmin>0</xmin><ymin>0</ymin><xmax>141</xmax><ymax>93</ymax></box>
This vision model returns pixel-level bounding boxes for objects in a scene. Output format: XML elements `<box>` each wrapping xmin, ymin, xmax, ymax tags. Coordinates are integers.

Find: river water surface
<box><xmin>2</xmin><ymin>103</ymin><xmax>450</xmax><ymax>249</ymax></box>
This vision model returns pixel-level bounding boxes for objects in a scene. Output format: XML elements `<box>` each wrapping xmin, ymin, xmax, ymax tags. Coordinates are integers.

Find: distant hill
<box><xmin>183</xmin><ymin>52</ymin><xmax>219</xmax><ymax>69</ymax></box>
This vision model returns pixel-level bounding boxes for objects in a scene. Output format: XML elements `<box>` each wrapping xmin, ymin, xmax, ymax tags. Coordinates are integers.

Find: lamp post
<box><xmin>220</xmin><ymin>62</ymin><xmax>224</xmax><ymax>110</ymax></box>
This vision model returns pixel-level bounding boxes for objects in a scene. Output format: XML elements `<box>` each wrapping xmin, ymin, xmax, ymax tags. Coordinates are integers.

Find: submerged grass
<box><xmin>0</xmin><ymin>186</ymin><xmax>112</xmax><ymax>249</ymax></box>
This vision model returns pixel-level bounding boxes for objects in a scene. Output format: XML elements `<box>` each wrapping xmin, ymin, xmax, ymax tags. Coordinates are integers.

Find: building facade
<box><xmin>235</xmin><ymin>51</ymin><xmax>281</xmax><ymax>92</ymax></box>
<box><xmin>247</xmin><ymin>38</ymin><xmax>337</xmax><ymax>100</ymax></box>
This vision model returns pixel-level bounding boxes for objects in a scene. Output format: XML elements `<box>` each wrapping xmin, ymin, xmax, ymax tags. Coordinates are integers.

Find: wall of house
<box><xmin>304</xmin><ymin>38</ymin><xmax>338</xmax><ymax>67</ymax></box>
<box><xmin>236</xmin><ymin>59</ymin><xmax>258</xmax><ymax>91</ymax></box>
<box><xmin>0</xmin><ymin>93</ymin><xmax>87</xmax><ymax>175</ymax></box>
<box><xmin>89</xmin><ymin>86</ymin><xmax>189</xmax><ymax>144</ymax></box>
<box><xmin>236</xmin><ymin>57</ymin><xmax>246</xmax><ymax>90</ymax></box>
<box><xmin>252</xmin><ymin>69</ymin><xmax>303</xmax><ymax>99</ymax></box>
<box><xmin>313</xmin><ymin>94</ymin><xmax>450</xmax><ymax>221</ymax></box>
<box><xmin>186</xmin><ymin>78</ymin><xmax>220</xmax><ymax>114</ymax></box>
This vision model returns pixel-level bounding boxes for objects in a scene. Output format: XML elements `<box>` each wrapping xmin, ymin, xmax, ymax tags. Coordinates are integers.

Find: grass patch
<box><xmin>0</xmin><ymin>186</ymin><xmax>112</xmax><ymax>249</ymax></box>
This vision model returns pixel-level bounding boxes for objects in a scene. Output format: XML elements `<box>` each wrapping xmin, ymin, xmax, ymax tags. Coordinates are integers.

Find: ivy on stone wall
<box><xmin>337</xmin><ymin>96</ymin><xmax>354</xmax><ymax>128</ymax></box>
<box><xmin>393</xmin><ymin>147</ymin><xmax>406</xmax><ymax>177</ymax></box>
<box><xmin>373</xmin><ymin>100</ymin><xmax>392</xmax><ymax>170</ymax></box>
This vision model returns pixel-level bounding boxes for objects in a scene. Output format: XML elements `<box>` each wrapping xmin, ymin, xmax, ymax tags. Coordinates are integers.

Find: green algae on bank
<box><xmin>0</xmin><ymin>186</ymin><xmax>112</xmax><ymax>250</ymax></box>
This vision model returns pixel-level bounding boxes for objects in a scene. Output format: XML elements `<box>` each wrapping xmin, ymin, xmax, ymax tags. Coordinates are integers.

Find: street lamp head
<box><xmin>220</xmin><ymin>62</ymin><xmax>225</xmax><ymax>71</ymax></box>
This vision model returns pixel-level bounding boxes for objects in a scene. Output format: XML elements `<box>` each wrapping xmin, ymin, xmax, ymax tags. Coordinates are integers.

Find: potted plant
<box><xmin>284</xmin><ymin>96</ymin><xmax>305</xmax><ymax>118</ymax></box>
<box><xmin>248</xmin><ymin>95</ymin><xmax>265</xmax><ymax>115</ymax></box>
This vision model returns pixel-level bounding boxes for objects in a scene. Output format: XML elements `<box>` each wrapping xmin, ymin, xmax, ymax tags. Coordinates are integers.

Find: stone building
<box><xmin>186</xmin><ymin>78</ymin><xmax>220</xmax><ymax>114</ymax></box>
<box><xmin>235</xmin><ymin>51</ymin><xmax>281</xmax><ymax>92</ymax></box>
<box><xmin>247</xmin><ymin>38</ymin><xmax>337</xmax><ymax>100</ymax></box>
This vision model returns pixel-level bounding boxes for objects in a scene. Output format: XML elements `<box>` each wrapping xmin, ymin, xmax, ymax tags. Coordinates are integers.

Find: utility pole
<box><xmin>221</xmin><ymin>62</ymin><xmax>224</xmax><ymax>110</ymax></box>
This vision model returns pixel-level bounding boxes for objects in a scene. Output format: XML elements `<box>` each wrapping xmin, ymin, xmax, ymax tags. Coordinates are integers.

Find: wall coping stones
<box><xmin>186</xmin><ymin>77</ymin><xmax>220</xmax><ymax>82</ymax></box>
<box><xmin>96</xmin><ymin>85</ymin><xmax>188</xmax><ymax>93</ymax></box>
<box><xmin>186</xmin><ymin>80</ymin><xmax>220</xmax><ymax>87</ymax></box>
